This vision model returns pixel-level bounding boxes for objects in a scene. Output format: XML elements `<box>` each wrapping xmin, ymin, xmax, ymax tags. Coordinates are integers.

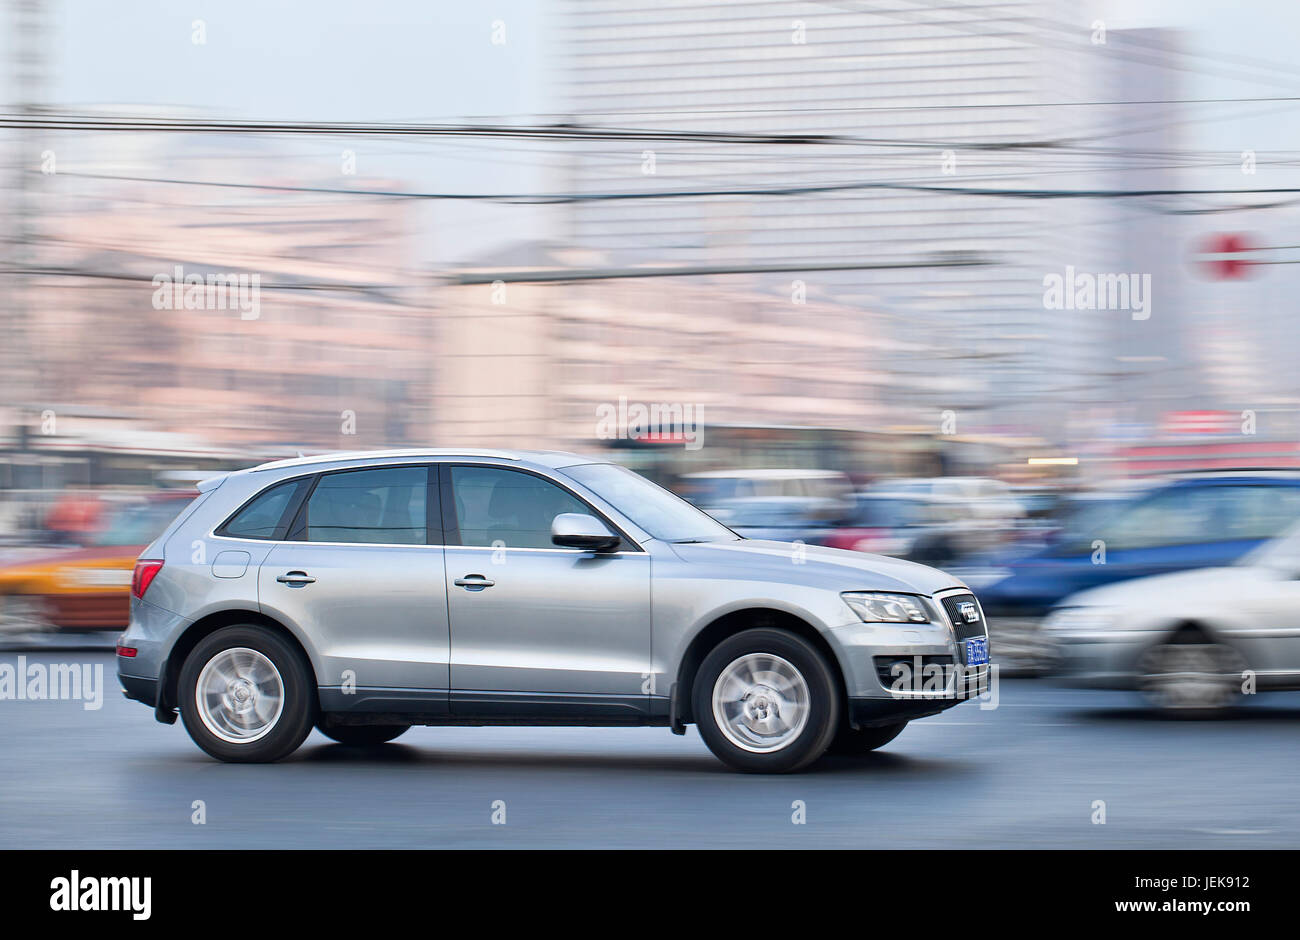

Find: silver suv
<box><xmin>117</xmin><ymin>450</ymin><xmax>990</xmax><ymax>773</ymax></box>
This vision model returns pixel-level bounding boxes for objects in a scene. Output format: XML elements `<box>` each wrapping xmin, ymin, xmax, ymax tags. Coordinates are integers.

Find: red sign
<box><xmin>1196</xmin><ymin>233</ymin><xmax>1255</xmax><ymax>280</ymax></box>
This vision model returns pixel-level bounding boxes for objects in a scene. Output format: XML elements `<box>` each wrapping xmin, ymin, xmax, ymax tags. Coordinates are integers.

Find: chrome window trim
<box><xmin>209</xmin><ymin>458</ymin><xmax>648</xmax><ymax>552</ymax></box>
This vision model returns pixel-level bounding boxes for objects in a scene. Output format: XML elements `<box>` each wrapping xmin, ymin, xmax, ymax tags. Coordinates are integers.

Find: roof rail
<box><xmin>250</xmin><ymin>448</ymin><xmax>521</xmax><ymax>472</ymax></box>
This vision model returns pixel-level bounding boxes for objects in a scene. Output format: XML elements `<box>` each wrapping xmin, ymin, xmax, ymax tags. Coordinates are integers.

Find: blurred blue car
<box><xmin>965</xmin><ymin>472</ymin><xmax>1300</xmax><ymax>671</ymax></box>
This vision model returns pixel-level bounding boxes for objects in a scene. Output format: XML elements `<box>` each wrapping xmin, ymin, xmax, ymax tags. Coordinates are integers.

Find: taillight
<box><xmin>131</xmin><ymin>559</ymin><xmax>164</xmax><ymax>599</ymax></box>
<box><xmin>116</xmin><ymin>646</ymin><xmax>137</xmax><ymax>658</ymax></box>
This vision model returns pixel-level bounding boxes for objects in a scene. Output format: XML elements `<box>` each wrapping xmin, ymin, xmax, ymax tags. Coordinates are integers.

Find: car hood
<box><xmin>667</xmin><ymin>538</ymin><xmax>965</xmax><ymax>596</ymax></box>
<box><xmin>1060</xmin><ymin>565</ymin><xmax>1273</xmax><ymax>609</ymax></box>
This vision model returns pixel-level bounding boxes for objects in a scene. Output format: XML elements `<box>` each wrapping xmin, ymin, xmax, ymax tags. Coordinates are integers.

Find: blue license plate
<box><xmin>965</xmin><ymin>637</ymin><xmax>989</xmax><ymax>666</ymax></box>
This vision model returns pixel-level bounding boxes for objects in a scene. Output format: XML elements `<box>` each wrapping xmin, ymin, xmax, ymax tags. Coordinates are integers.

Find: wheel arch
<box><xmin>671</xmin><ymin>607</ymin><xmax>847</xmax><ymax>727</ymax></box>
<box><xmin>157</xmin><ymin>608</ymin><xmax>317</xmax><ymax>718</ymax></box>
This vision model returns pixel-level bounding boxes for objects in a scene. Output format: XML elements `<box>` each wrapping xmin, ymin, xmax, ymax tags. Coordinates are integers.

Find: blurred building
<box><xmin>557</xmin><ymin>0</ymin><xmax>1111</xmax><ymax>436</ymax></box>
<box><xmin>14</xmin><ymin>134</ymin><xmax>434</xmax><ymax>458</ymax></box>
<box><xmin>432</xmin><ymin>241</ymin><xmax>926</xmax><ymax>454</ymax></box>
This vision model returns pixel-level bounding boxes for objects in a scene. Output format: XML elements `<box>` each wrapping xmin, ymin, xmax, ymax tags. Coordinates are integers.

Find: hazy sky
<box><xmin>9</xmin><ymin>0</ymin><xmax>1300</xmax><ymax>263</ymax></box>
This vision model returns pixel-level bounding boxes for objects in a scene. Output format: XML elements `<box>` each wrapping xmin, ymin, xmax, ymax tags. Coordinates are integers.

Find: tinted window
<box><xmin>450</xmin><ymin>466</ymin><xmax>589</xmax><ymax>549</ymax></box>
<box><xmin>1099</xmin><ymin>484</ymin><xmax>1300</xmax><ymax>551</ymax></box>
<box><xmin>219</xmin><ymin>480</ymin><xmax>306</xmax><ymax>540</ymax></box>
<box><xmin>304</xmin><ymin>467</ymin><xmax>427</xmax><ymax>544</ymax></box>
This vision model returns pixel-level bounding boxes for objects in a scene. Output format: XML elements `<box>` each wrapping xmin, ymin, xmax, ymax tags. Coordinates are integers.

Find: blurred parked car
<box><xmin>818</xmin><ymin>492</ymin><xmax>976</xmax><ymax>566</ymax></box>
<box><xmin>973</xmin><ymin>472</ymin><xmax>1300</xmax><ymax>674</ymax></box>
<box><xmin>1047</xmin><ymin>520</ymin><xmax>1300</xmax><ymax>712</ymax></box>
<box><xmin>0</xmin><ymin>490</ymin><xmax>196</xmax><ymax>632</ymax></box>
<box><xmin>868</xmin><ymin>476</ymin><xmax>1025</xmax><ymax>527</ymax></box>
<box><xmin>679</xmin><ymin>469</ymin><xmax>853</xmax><ymax>520</ymax></box>
<box><xmin>705</xmin><ymin>496</ymin><xmax>829</xmax><ymax>543</ymax></box>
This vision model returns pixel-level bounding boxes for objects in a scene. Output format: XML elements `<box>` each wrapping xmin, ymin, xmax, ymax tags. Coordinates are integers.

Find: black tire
<box><xmin>178</xmin><ymin>624</ymin><xmax>316</xmax><ymax>763</ymax></box>
<box><xmin>1137</xmin><ymin>634</ymin><xmax>1246</xmax><ymax>717</ymax></box>
<box><xmin>316</xmin><ymin>721</ymin><xmax>410</xmax><ymax>746</ymax></box>
<box><xmin>828</xmin><ymin>720</ymin><xmax>907</xmax><ymax>755</ymax></box>
<box><xmin>692</xmin><ymin>628</ymin><xmax>841</xmax><ymax>773</ymax></box>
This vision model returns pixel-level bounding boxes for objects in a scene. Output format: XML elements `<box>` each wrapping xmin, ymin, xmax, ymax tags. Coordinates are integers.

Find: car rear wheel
<box><xmin>693</xmin><ymin>628</ymin><xmax>840</xmax><ymax>773</ymax></box>
<box><xmin>828</xmin><ymin>720</ymin><xmax>907</xmax><ymax>755</ymax></box>
<box><xmin>316</xmin><ymin>721</ymin><xmax>410</xmax><ymax>746</ymax></box>
<box><xmin>1137</xmin><ymin>633</ymin><xmax>1246</xmax><ymax>716</ymax></box>
<box><xmin>179</xmin><ymin>625</ymin><xmax>316</xmax><ymax>762</ymax></box>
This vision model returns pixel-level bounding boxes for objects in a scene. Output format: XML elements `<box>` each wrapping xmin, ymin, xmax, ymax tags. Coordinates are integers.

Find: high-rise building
<box><xmin>557</xmin><ymin>0</ymin><xmax>1110</xmax><ymax>436</ymax></box>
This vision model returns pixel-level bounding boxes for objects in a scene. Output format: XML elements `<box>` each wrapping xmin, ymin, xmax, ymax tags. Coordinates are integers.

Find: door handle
<box><xmin>276</xmin><ymin>571</ymin><xmax>316</xmax><ymax>585</ymax></box>
<box><xmin>454</xmin><ymin>575</ymin><xmax>495</xmax><ymax>588</ymax></box>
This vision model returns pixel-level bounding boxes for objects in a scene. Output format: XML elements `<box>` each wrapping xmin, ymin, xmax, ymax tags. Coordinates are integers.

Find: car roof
<box><xmin>247</xmin><ymin>448</ymin><xmax>603</xmax><ymax>473</ymax></box>
<box><xmin>1164</xmin><ymin>471</ymin><xmax>1300</xmax><ymax>486</ymax></box>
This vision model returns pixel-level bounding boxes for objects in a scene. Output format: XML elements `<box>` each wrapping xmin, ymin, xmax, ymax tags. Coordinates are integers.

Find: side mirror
<box><xmin>551</xmin><ymin>512</ymin><xmax>621</xmax><ymax>552</ymax></box>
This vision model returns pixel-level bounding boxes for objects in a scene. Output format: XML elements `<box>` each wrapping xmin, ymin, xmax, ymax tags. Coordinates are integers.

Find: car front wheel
<box><xmin>693</xmin><ymin>628</ymin><xmax>840</xmax><ymax>773</ymax></box>
<box><xmin>828</xmin><ymin>720</ymin><xmax>907</xmax><ymax>755</ymax></box>
<box><xmin>178</xmin><ymin>625</ymin><xmax>316</xmax><ymax>763</ymax></box>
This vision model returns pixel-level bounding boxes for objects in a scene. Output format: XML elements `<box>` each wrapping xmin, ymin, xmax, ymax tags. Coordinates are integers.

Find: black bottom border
<box><xmin>10</xmin><ymin>849</ymin><xmax>1283</xmax><ymax>926</ymax></box>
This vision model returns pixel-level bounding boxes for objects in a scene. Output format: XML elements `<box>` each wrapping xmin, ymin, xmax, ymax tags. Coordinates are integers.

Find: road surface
<box><xmin>1</xmin><ymin>651</ymin><xmax>1296</xmax><ymax>848</ymax></box>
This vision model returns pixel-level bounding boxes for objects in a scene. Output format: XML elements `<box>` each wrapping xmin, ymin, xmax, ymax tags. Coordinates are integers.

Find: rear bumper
<box><xmin>118</xmin><ymin>673</ymin><xmax>159</xmax><ymax>706</ymax></box>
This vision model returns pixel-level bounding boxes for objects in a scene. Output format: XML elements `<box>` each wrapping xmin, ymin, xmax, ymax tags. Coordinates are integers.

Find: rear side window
<box><xmin>303</xmin><ymin>466</ymin><xmax>428</xmax><ymax>544</ymax></box>
<box><xmin>218</xmin><ymin>479</ymin><xmax>309</xmax><ymax>540</ymax></box>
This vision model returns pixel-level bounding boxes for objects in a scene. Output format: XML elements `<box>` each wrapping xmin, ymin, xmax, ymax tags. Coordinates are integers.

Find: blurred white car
<box><xmin>1046</xmin><ymin>524</ymin><xmax>1300</xmax><ymax>712</ymax></box>
<box><xmin>868</xmin><ymin>476</ymin><xmax>1025</xmax><ymax>526</ymax></box>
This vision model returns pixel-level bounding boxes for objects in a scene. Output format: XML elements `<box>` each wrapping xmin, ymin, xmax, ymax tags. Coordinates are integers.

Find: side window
<box><xmin>1098</xmin><ymin>485</ymin><xmax>1300</xmax><ymax>551</ymax></box>
<box><xmin>303</xmin><ymin>467</ymin><xmax>428</xmax><ymax>545</ymax></box>
<box><xmin>450</xmin><ymin>466</ymin><xmax>591</xmax><ymax>549</ymax></box>
<box><xmin>1099</xmin><ymin>489</ymin><xmax>1205</xmax><ymax>550</ymax></box>
<box><xmin>1213</xmin><ymin>485</ymin><xmax>1300</xmax><ymax>541</ymax></box>
<box><xmin>218</xmin><ymin>479</ymin><xmax>308</xmax><ymax>540</ymax></box>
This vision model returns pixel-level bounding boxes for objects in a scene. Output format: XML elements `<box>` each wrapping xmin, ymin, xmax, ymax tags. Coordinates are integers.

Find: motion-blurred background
<box><xmin>3</xmin><ymin>0</ymin><xmax>1300</xmax><ymax>673</ymax></box>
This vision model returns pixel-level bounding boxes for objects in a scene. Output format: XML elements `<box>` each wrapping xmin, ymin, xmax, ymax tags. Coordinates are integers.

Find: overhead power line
<box><xmin>50</xmin><ymin>170</ymin><xmax>1300</xmax><ymax>207</ymax></box>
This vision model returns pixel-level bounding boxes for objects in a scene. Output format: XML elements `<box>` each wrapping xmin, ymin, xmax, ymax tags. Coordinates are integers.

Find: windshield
<box><xmin>563</xmin><ymin>464</ymin><xmax>739</xmax><ymax>542</ymax></box>
<box><xmin>93</xmin><ymin>498</ymin><xmax>191</xmax><ymax>546</ymax></box>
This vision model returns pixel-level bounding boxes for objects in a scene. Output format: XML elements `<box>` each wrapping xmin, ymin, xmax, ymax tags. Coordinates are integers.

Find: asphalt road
<box><xmin>2</xmin><ymin>651</ymin><xmax>1297</xmax><ymax>849</ymax></box>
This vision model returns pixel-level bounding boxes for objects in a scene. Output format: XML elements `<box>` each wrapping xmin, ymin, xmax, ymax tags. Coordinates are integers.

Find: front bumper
<box><xmin>848</xmin><ymin>696</ymin><xmax>965</xmax><ymax>728</ymax></box>
<box><xmin>826</xmin><ymin>591</ymin><xmax>992</xmax><ymax>709</ymax></box>
<box><xmin>1051</xmin><ymin>629</ymin><xmax>1165</xmax><ymax>689</ymax></box>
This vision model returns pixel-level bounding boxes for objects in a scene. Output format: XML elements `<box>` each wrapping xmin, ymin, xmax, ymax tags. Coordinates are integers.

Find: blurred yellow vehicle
<box><xmin>0</xmin><ymin>492</ymin><xmax>194</xmax><ymax>630</ymax></box>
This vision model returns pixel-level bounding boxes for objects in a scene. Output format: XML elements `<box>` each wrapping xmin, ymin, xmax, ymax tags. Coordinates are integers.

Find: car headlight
<box><xmin>1043</xmin><ymin>605</ymin><xmax>1118</xmax><ymax>634</ymax></box>
<box><xmin>842</xmin><ymin>592</ymin><xmax>931</xmax><ymax>624</ymax></box>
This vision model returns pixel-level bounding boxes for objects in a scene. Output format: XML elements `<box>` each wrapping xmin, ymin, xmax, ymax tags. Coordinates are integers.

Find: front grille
<box><xmin>940</xmin><ymin>593</ymin><xmax>987</xmax><ymax>641</ymax></box>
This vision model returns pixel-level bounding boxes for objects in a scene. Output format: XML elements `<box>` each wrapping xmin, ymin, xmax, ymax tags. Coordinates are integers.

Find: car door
<box><xmin>1213</xmin><ymin>488</ymin><xmax>1300</xmax><ymax>679</ymax></box>
<box><xmin>257</xmin><ymin>464</ymin><xmax>449</xmax><ymax>712</ymax></box>
<box><xmin>440</xmin><ymin>463</ymin><xmax>652</xmax><ymax>718</ymax></box>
